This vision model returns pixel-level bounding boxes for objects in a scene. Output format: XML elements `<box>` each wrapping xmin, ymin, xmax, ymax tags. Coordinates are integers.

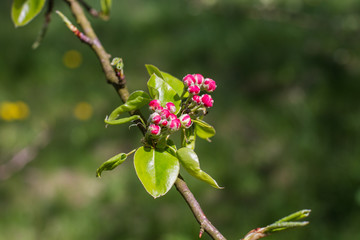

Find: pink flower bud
<box><xmin>160</xmin><ymin>108</ymin><xmax>171</xmax><ymax>119</ymax></box>
<box><xmin>148</xmin><ymin>124</ymin><xmax>161</xmax><ymax>136</ymax></box>
<box><xmin>150</xmin><ymin>112</ymin><xmax>162</xmax><ymax>124</ymax></box>
<box><xmin>201</xmin><ymin>94</ymin><xmax>214</xmax><ymax>108</ymax></box>
<box><xmin>179</xmin><ymin>114</ymin><xmax>192</xmax><ymax>128</ymax></box>
<box><xmin>166</xmin><ymin>102</ymin><xmax>176</xmax><ymax>113</ymax></box>
<box><xmin>193</xmin><ymin>74</ymin><xmax>204</xmax><ymax>86</ymax></box>
<box><xmin>155</xmin><ymin>106</ymin><xmax>164</xmax><ymax>114</ymax></box>
<box><xmin>192</xmin><ymin>95</ymin><xmax>201</xmax><ymax>105</ymax></box>
<box><xmin>183</xmin><ymin>74</ymin><xmax>196</xmax><ymax>87</ymax></box>
<box><xmin>188</xmin><ymin>85</ymin><xmax>200</xmax><ymax>95</ymax></box>
<box><xmin>169</xmin><ymin>119</ymin><xmax>181</xmax><ymax>131</ymax></box>
<box><xmin>149</xmin><ymin>99</ymin><xmax>161</xmax><ymax>111</ymax></box>
<box><xmin>168</xmin><ymin>113</ymin><xmax>178</xmax><ymax>121</ymax></box>
<box><xmin>160</xmin><ymin>119</ymin><xmax>169</xmax><ymax>127</ymax></box>
<box><xmin>203</xmin><ymin>78</ymin><xmax>217</xmax><ymax>92</ymax></box>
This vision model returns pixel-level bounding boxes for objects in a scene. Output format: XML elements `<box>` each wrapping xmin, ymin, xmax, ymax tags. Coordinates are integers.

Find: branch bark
<box><xmin>63</xmin><ymin>1</ymin><xmax>225</xmax><ymax>239</ymax></box>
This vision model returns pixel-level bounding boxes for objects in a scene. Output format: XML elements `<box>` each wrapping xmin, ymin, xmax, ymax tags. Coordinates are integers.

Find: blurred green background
<box><xmin>1</xmin><ymin>0</ymin><xmax>360</xmax><ymax>239</ymax></box>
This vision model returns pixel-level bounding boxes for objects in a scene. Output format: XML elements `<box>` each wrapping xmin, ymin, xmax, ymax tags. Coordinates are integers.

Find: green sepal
<box><xmin>193</xmin><ymin>119</ymin><xmax>216</xmax><ymax>141</ymax></box>
<box><xmin>106</xmin><ymin>90</ymin><xmax>150</xmax><ymax>123</ymax></box>
<box><xmin>181</xmin><ymin>126</ymin><xmax>196</xmax><ymax>150</ymax></box>
<box><xmin>147</xmin><ymin>73</ymin><xmax>181</xmax><ymax>114</ymax></box>
<box><xmin>176</xmin><ymin>147</ymin><xmax>222</xmax><ymax>189</ymax></box>
<box><xmin>96</xmin><ymin>152</ymin><xmax>128</xmax><ymax>177</ymax></box>
<box><xmin>134</xmin><ymin>146</ymin><xmax>180</xmax><ymax>198</ymax></box>
<box><xmin>12</xmin><ymin>0</ymin><xmax>46</xmax><ymax>27</ymax></box>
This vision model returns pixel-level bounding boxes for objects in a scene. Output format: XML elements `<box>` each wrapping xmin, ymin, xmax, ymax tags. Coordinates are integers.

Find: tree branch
<box><xmin>62</xmin><ymin>1</ymin><xmax>226</xmax><ymax>239</ymax></box>
<box><xmin>175</xmin><ymin>176</ymin><xmax>226</xmax><ymax>239</ymax></box>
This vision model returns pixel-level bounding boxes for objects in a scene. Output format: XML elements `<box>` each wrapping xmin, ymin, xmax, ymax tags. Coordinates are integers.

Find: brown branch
<box><xmin>78</xmin><ymin>0</ymin><xmax>101</xmax><ymax>18</ymax></box>
<box><xmin>62</xmin><ymin>1</ymin><xmax>225</xmax><ymax>239</ymax></box>
<box><xmin>175</xmin><ymin>176</ymin><xmax>226</xmax><ymax>240</ymax></box>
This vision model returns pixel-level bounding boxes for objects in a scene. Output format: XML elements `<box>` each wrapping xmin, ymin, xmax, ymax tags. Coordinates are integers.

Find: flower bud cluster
<box><xmin>183</xmin><ymin>74</ymin><xmax>216</xmax><ymax>108</ymax></box>
<box><xmin>147</xmin><ymin>99</ymin><xmax>192</xmax><ymax>136</ymax></box>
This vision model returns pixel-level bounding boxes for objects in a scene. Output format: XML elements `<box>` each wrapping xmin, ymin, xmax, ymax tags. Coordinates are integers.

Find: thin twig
<box><xmin>63</xmin><ymin>0</ymin><xmax>146</xmax><ymax>135</ymax></box>
<box><xmin>62</xmin><ymin>1</ymin><xmax>225</xmax><ymax>239</ymax></box>
<box><xmin>78</xmin><ymin>0</ymin><xmax>101</xmax><ymax>18</ymax></box>
<box><xmin>32</xmin><ymin>0</ymin><xmax>54</xmax><ymax>49</ymax></box>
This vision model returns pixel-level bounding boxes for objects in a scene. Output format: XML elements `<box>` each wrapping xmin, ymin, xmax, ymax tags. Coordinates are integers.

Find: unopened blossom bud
<box><xmin>203</xmin><ymin>78</ymin><xmax>217</xmax><ymax>92</ymax></box>
<box><xmin>201</xmin><ymin>94</ymin><xmax>214</xmax><ymax>108</ymax></box>
<box><xmin>160</xmin><ymin>108</ymin><xmax>171</xmax><ymax>119</ymax></box>
<box><xmin>188</xmin><ymin>85</ymin><xmax>200</xmax><ymax>95</ymax></box>
<box><xmin>179</xmin><ymin>114</ymin><xmax>192</xmax><ymax>128</ymax></box>
<box><xmin>166</xmin><ymin>102</ymin><xmax>176</xmax><ymax>113</ymax></box>
<box><xmin>192</xmin><ymin>95</ymin><xmax>201</xmax><ymax>105</ymax></box>
<box><xmin>168</xmin><ymin>113</ymin><xmax>178</xmax><ymax>121</ymax></box>
<box><xmin>150</xmin><ymin>112</ymin><xmax>162</xmax><ymax>124</ymax></box>
<box><xmin>149</xmin><ymin>99</ymin><xmax>161</xmax><ymax>111</ymax></box>
<box><xmin>155</xmin><ymin>106</ymin><xmax>164</xmax><ymax>114</ymax></box>
<box><xmin>160</xmin><ymin>119</ymin><xmax>169</xmax><ymax>127</ymax></box>
<box><xmin>193</xmin><ymin>74</ymin><xmax>204</xmax><ymax>86</ymax></box>
<box><xmin>169</xmin><ymin>119</ymin><xmax>181</xmax><ymax>131</ymax></box>
<box><xmin>183</xmin><ymin>74</ymin><xmax>196</xmax><ymax>87</ymax></box>
<box><xmin>148</xmin><ymin>124</ymin><xmax>161</xmax><ymax>136</ymax></box>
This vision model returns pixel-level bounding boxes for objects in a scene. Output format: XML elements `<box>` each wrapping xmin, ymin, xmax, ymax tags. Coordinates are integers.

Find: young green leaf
<box><xmin>96</xmin><ymin>152</ymin><xmax>127</xmax><ymax>177</ymax></box>
<box><xmin>176</xmin><ymin>147</ymin><xmax>222</xmax><ymax>189</ymax></box>
<box><xmin>146</xmin><ymin>65</ymin><xmax>185</xmax><ymax>100</ymax></box>
<box><xmin>105</xmin><ymin>115</ymin><xmax>143</xmax><ymax>125</ymax></box>
<box><xmin>147</xmin><ymin>74</ymin><xmax>181</xmax><ymax>113</ymax></box>
<box><xmin>107</xmin><ymin>90</ymin><xmax>150</xmax><ymax>121</ymax></box>
<box><xmin>100</xmin><ymin>0</ymin><xmax>112</xmax><ymax>18</ymax></box>
<box><xmin>134</xmin><ymin>147</ymin><xmax>180</xmax><ymax>198</ymax></box>
<box><xmin>274</xmin><ymin>209</ymin><xmax>311</xmax><ymax>224</ymax></box>
<box><xmin>161</xmin><ymin>72</ymin><xmax>185</xmax><ymax>97</ymax></box>
<box><xmin>145</xmin><ymin>64</ymin><xmax>164</xmax><ymax>79</ymax></box>
<box><xmin>12</xmin><ymin>0</ymin><xmax>46</xmax><ymax>27</ymax></box>
<box><xmin>193</xmin><ymin>119</ymin><xmax>216</xmax><ymax>140</ymax></box>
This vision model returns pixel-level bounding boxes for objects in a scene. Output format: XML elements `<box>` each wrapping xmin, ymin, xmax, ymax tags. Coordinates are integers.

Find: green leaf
<box><xmin>96</xmin><ymin>152</ymin><xmax>127</xmax><ymax>177</ymax></box>
<box><xmin>176</xmin><ymin>148</ymin><xmax>222</xmax><ymax>189</ymax></box>
<box><xmin>134</xmin><ymin>147</ymin><xmax>180</xmax><ymax>198</ymax></box>
<box><xmin>274</xmin><ymin>209</ymin><xmax>311</xmax><ymax>224</ymax></box>
<box><xmin>193</xmin><ymin>119</ymin><xmax>216</xmax><ymax>140</ymax></box>
<box><xmin>147</xmin><ymin>74</ymin><xmax>181</xmax><ymax>113</ymax></box>
<box><xmin>161</xmin><ymin>72</ymin><xmax>185</xmax><ymax>97</ymax></box>
<box><xmin>107</xmin><ymin>90</ymin><xmax>150</xmax><ymax>121</ymax></box>
<box><xmin>146</xmin><ymin>64</ymin><xmax>186</xmax><ymax>99</ymax></box>
<box><xmin>12</xmin><ymin>0</ymin><xmax>46</xmax><ymax>27</ymax></box>
<box><xmin>145</xmin><ymin>64</ymin><xmax>164</xmax><ymax>79</ymax></box>
<box><xmin>105</xmin><ymin>115</ymin><xmax>142</xmax><ymax>125</ymax></box>
<box><xmin>100</xmin><ymin>0</ymin><xmax>112</xmax><ymax>17</ymax></box>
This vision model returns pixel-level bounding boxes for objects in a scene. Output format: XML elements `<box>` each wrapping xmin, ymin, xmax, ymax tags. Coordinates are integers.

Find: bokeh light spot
<box><xmin>0</xmin><ymin>101</ymin><xmax>30</xmax><ymax>121</ymax></box>
<box><xmin>73</xmin><ymin>102</ymin><xmax>93</xmax><ymax>121</ymax></box>
<box><xmin>63</xmin><ymin>50</ymin><xmax>83</xmax><ymax>69</ymax></box>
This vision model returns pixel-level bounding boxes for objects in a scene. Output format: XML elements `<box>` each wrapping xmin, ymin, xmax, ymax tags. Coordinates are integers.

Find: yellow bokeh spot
<box><xmin>73</xmin><ymin>102</ymin><xmax>93</xmax><ymax>121</ymax></box>
<box><xmin>0</xmin><ymin>101</ymin><xmax>30</xmax><ymax>121</ymax></box>
<box><xmin>63</xmin><ymin>50</ymin><xmax>83</xmax><ymax>69</ymax></box>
